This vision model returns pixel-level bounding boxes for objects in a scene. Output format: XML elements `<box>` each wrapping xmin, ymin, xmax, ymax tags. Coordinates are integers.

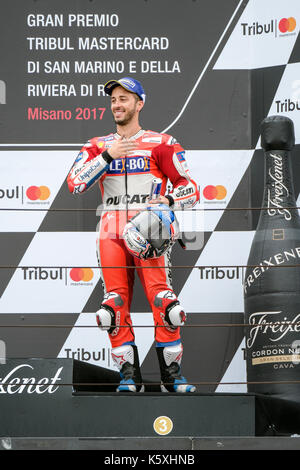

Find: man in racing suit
<box><xmin>67</xmin><ymin>77</ymin><xmax>199</xmax><ymax>393</ymax></box>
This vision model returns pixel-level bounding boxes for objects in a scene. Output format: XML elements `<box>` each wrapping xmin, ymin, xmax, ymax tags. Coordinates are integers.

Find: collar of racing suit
<box><xmin>114</xmin><ymin>129</ymin><xmax>145</xmax><ymax>140</ymax></box>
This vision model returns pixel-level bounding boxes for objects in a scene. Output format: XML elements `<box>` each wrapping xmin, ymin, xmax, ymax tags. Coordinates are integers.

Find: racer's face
<box><xmin>111</xmin><ymin>86</ymin><xmax>143</xmax><ymax>126</ymax></box>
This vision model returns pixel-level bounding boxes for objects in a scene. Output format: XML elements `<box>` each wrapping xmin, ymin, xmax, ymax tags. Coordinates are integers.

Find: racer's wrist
<box><xmin>102</xmin><ymin>150</ymin><xmax>113</xmax><ymax>164</ymax></box>
<box><xmin>165</xmin><ymin>195</ymin><xmax>174</xmax><ymax>207</ymax></box>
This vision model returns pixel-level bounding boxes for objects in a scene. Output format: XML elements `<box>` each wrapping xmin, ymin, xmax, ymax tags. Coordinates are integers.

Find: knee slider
<box><xmin>154</xmin><ymin>290</ymin><xmax>186</xmax><ymax>328</ymax></box>
<box><xmin>165</xmin><ymin>301</ymin><xmax>186</xmax><ymax>327</ymax></box>
<box><xmin>96</xmin><ymin>291</ymin><xmax>124</xmax><ymax>333</ymax></box>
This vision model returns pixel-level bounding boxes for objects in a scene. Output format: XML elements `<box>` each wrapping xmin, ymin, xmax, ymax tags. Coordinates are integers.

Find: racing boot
<box><xmin>156</xmin><ymin>342</ymin><xmax>196</xmax><ymax>392</ymax></box>
<box><xmin>111</xmin><ymin>344</ymin><xmax>144</xmax><ymax>392</ymax></box>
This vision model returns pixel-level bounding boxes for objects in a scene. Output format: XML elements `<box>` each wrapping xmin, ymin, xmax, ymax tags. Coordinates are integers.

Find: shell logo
<box><xmin>279</xmin><ymin>17</ymin><xmax>296</xmax><ymax>33</ymax></box>
<box><xmin>203</xmin><ymin>185</ymin><xmax>227</xmax><ymax>200</ymax></box>
<box><xmin>26</xmin><ymin>186</ymin><xmax>50</xmax><ymax>201</ymax></box>
<box><xmin>70</xmin><ymin>268</ymin><xmax>94</xmax><ymax>282</ymax></box>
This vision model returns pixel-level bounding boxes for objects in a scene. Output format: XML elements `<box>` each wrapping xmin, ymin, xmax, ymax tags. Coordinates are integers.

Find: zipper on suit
<box><xmin>125</xmin><ymin>154</ymin><xmax>128</xmax><ymax>223</ymax></box>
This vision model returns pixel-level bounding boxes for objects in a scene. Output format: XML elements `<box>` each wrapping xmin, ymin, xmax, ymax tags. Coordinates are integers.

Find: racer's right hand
<box><xmin>107</xmin><ymin>137</ymin><xmax>138</xmax><ymax>159</ymax></box>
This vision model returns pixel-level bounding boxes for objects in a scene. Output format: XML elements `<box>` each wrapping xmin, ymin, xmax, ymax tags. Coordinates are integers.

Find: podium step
<box><xmin>0</xmin><ymin>358</ymin><xmax>299</xmax><ymax>438</ymax></box>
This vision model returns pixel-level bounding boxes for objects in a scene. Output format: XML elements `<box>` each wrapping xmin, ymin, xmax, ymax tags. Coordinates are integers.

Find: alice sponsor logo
<box><xmin>267</xmin><ymin>153</ymin><xmax>291</xmax><ymax>221</ymax></box>
<box><xmin>0</xmin><ymin>364</ymin><xmax>63</xmax><ymax>394</ymax></box>
<box><xmin>247</xmin><ymin>311</ymin><xmax>300</xmax><ymax>348</ymax></box>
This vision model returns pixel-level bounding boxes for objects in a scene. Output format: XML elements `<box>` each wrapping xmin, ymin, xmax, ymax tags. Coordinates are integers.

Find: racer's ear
<box><xmin>137</xmin><ymin>99</ymin><xmax>144</xmax><ymax>112</ymax></box>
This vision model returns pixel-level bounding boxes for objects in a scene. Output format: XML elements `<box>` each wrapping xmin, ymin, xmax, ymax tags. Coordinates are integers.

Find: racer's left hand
<box><xmin>148</xmin><ymin>195</ymin><xmax>170</xmax><ymax>205</ymax></box>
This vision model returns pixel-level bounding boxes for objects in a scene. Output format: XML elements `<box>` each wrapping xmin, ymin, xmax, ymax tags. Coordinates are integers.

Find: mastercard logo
<box><xmin>26</xmin><ymin>186</ymin><xmax>50</xmax><ymax>201</ymax></box>
<box><xmin>279</xmin><ymin>17</ymin><xmax>296</xmax><ymax>33</ymax></box>
<box><xmin>203</xmin><ymin>185</ymin><xmax>227</xmax><ymax>201</ymax></box>
<box><xmin>70</xmin><ymin>268</ymin><xmax>94</xmax><ymax>282</ymax></box>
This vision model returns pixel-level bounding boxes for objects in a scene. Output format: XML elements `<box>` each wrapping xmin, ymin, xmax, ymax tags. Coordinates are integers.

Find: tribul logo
<box><xmin>275</xmin><ymin>98</ymin><xmax>300</xmax><ymax>114</ymax></box>
<box><xmin>203</xmin><ymin>185</ymin><xmax>227</xmax><ymax>201</ymax></box>
<box><xmin>69</xmin><ymin>268</ymin><xmax>94</xmax><ymax>283</ymax></box>
<box><xmin>64</xmin><ymin>347</ymin><xmax>108</xmax><ymax>363</ymax></box>
<box><xmin>26</xmin><ymin>186</ymin><xmax>50</xmax><ymax>201</ymax></box>
<box><xmin>199</xmin><ymin>266</ymin><xmax>241</xmax><ymax>281</ymax></box>
<box><xmin>22</xmin><ymin>267</ymin><xmax>64</xmax><ymax>281</ymax></box>
<box><xmin>241</xmin><ymin>16</ymin><xmax>297</xmax><ymax>37</ymax></box>
<box><xmin>279</xmin><ymin>17</ymin><xmax>296</xmax><ymax>33</ymax></box>
<box><xmin>0</xmin><ymin>186</ymin><xmax>21</xmax><ymax>200</ymax></box>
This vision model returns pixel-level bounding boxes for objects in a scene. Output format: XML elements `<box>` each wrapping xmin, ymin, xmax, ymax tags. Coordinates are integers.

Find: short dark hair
<box><xmin>133</xmin><ymin>93</ymin><xmax>142</xmax><ymax>103</ymax></box>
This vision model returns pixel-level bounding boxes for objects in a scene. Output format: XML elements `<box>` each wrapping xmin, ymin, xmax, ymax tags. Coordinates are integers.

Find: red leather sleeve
<box><xmin>152</xmin><ymin>142</ymin><xmax>188</xmax><ymax>188</ymax></box>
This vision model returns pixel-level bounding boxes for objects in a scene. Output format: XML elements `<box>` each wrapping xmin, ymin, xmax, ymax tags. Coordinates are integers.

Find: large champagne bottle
<box><xmin>244</xmin><ymin>115</ymin><xmax>300</xmax><ymax>402</ymax></box>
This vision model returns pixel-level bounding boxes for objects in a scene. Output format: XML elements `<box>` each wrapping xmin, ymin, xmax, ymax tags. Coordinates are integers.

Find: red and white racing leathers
<box><xmin>67</xmin><ymin>129</ymin><xmax>199</xmax><ymax>348</ymax></box>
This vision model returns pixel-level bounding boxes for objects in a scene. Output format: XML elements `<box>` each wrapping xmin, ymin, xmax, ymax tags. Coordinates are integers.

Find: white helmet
<box><xmin>122</xmin><ymin>204</ymin><xmax>179</xmax><ymax>259</ymax></box>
